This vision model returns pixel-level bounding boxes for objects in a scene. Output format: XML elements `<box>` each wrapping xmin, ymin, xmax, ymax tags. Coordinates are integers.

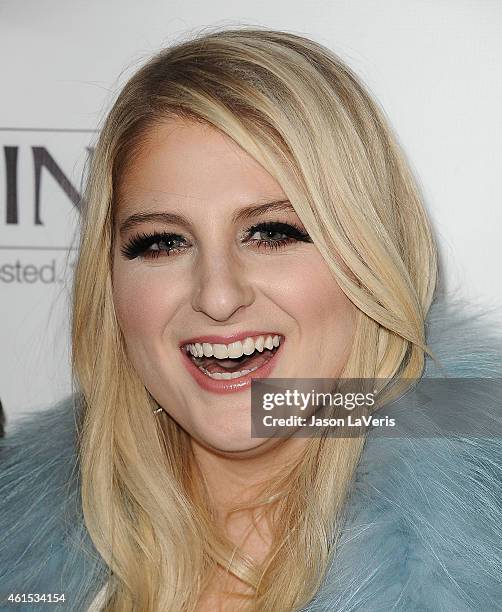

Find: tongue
<box><xmin>197</xmin><ymin>349</ymin><xmax>275</xmax><ymax>374</ymax></box>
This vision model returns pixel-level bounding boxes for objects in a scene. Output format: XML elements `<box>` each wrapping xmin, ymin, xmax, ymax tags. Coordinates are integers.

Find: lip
<box><xmin>179</xmin><ymin>331</ymin><xmax>282</xmax><ymax>347</ymax></box>
<box><xmin>180</xmin><ymin>337</ymin><xmax>284</xmax><ymax>394</ymax></box>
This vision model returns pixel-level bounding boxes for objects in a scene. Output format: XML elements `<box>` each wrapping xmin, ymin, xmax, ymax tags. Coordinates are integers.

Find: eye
<box><xmin>120</xmin><ymin>231</ymin><xmax>189</xmax><ymax>260</ymax></box>
<box><xmin>244</xmin><ymin>221</ymin><xmax>312</xmax><ymax>251</ymax></box>
<box><xmin>119</xmin><ymin>221</ymin><xmax>312</xmax><ymax>261</ymax></box>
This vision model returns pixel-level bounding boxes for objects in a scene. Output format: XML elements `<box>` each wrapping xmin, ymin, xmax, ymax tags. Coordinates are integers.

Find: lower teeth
<box><xmin>198</xmin><ymin>363</ymin><xmax>261</xmax><ymax>380</ymax></box>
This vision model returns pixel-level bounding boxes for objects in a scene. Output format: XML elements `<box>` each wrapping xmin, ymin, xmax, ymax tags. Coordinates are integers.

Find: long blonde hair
<box><xmin>71</xmin><ymin>27</ymin><xmax>438</xmax><ymax>611</ymax></box>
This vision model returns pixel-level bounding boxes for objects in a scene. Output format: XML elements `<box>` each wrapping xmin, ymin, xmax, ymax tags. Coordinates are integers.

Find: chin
<box><xmin>193</xmin><ymin>430</ymin><xmax>273</xmax><ymax>455</ymax></box>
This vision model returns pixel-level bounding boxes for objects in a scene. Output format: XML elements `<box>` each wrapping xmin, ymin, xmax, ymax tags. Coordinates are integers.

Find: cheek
<box><xmin>267</xmin><ymin>253</ymin><xmax>356</xmax><ymax>374</ymax></box>
<box><xmin>111</xmin><ymin>265</ymin><xmax>179</xmax><ymax>343</ymax></box>
<box><xmin>308</xmin><ymin>270</ymin><xmax>355</xmax><ymax>328</ymax></box>
<box><xmin>267</xmin><ymin>253</ymin><xmax>354</xmax><ymax>326</ymax></box>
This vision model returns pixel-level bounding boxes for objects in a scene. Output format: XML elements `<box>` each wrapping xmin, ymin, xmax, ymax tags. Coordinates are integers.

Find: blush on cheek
<box><xmin>113</xmin><ymin>286</ymin><xmax>149</xmax><ymax>336</ymax></box>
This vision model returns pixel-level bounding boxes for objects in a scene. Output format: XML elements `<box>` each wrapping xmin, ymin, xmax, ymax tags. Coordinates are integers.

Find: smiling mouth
<box><xmin>182</xmin><ymin>335</ymin><xmax>282</xmax><ymax>380</ymax></box>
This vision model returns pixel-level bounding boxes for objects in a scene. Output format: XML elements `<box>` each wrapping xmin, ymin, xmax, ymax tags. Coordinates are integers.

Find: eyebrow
<box><xmin>118</xmin><ymin>199</ymin><xmax>295</xmax><ymax>236</ymax></box>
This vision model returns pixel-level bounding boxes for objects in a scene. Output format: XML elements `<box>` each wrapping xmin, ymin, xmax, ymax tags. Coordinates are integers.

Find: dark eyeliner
<box><xmin>120</xmin><ymin>231</ymin><xmax>186</xmax><ymax>260</ymax></box>
<box><xmin>244</xmin><ymin>221</ymin><xmax>312</xmax><ymax>243</ymax></box>
<box><xmin>120</xmin><ymin>221</ymin><xmax>312</xmax><ymax>261</ymax></box>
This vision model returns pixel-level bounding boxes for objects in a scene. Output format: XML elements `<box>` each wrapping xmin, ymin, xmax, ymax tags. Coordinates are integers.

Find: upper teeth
<box><xmin>184</xmin><ymin>334</ymin><xmax>281</xmax><ymax>359</ymax></box>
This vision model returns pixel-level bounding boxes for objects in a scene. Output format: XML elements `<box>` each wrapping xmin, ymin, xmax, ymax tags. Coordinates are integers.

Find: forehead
<box><xmin>115</xmin><ymin>117</ymin><xmax>286</xmax><ymax>219</ymax></box>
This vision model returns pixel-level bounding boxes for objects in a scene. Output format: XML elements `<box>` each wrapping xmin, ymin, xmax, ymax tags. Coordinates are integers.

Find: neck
<box><xmin>190</xmin><ymin>435</ymin><xmax>309</xmax><ymax>565</ymax></box>
<box><xmin>190</xmin><ymin>435</ymin><xmax>309</xmax><ymax>519</ymax></box>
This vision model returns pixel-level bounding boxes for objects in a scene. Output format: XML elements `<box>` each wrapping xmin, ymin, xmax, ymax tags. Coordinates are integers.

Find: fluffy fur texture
<box><xmin>0</xmin><ymin>295</ymin><xmax>501</xmax><ymax>611</ymax></box>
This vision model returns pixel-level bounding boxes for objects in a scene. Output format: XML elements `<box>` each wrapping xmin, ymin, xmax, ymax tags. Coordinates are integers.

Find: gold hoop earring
<box><xmin>153</xmin><ymin>406</ymin><xmax>164</xmax><ymax>414</ymax></box>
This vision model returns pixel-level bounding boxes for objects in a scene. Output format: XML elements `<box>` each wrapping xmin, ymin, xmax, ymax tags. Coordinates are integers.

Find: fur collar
<box><xmin>1</xmin><ymin>294</ymin><xmax>501</xmax><ymax>611</ymax></box>
<box><xmin>302</xmin><ymin>295</ymin><xmax>502</xmax><ymax>611</ymax></box>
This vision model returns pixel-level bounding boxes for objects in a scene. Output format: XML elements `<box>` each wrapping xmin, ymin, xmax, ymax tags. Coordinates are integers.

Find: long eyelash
<box><xmin>120</xmin><ymin>221</ymin><xmax>312</xmax><ymax>261</ymax></box>
<box><xmin>244</xmin><ymin>221</ymin><xmax>312</xmax><ymax>245</ymax></box>
<box><xmin>120</xmin><ymin>231</ymin><xmax>185</xmax><ymax>260</ymax></box>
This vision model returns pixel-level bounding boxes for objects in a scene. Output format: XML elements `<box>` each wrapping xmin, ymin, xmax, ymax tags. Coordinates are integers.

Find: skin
<box><xmin>111</xmin><ymin>117</ymin><xmax>357</xmax><ymax>604</ymax></box>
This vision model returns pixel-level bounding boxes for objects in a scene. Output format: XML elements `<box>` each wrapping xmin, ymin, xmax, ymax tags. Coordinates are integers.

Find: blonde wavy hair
<box><xmin>71</xmin><ymin>27</ymin><xmax>438</xmax><ymax>611</ymax></box>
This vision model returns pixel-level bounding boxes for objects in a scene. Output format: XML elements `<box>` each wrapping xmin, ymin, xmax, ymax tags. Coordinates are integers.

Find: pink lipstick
<box><xmin>179</xmin><ymin>332</ymin><xmax>283</xmax><ymax>394</ymax></box>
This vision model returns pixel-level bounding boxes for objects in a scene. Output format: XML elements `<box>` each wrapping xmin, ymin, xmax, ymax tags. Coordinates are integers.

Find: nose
<box><xmin>190</xmin><ymin>249</ymin><xmax>255</xmax><ymax>322</ymax></box>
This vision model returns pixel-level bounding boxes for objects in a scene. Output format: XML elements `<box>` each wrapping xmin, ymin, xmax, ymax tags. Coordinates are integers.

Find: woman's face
<box><xmin>112</xmin><ymin>117</ymin><xmax>356</xmax><ymax>455</ymax></box>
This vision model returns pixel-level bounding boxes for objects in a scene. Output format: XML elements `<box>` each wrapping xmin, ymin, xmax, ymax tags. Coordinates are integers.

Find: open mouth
<box><xmin>182</xmin><ymin>335</ymin><xmax>282</xmax><ymax>380</ymax></box>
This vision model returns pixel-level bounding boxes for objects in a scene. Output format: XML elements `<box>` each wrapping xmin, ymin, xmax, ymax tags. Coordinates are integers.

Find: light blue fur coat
<box><xmin>1</xmin><ymin>296</ymin><xmax>501</xmax><ymax>611</ymax></box>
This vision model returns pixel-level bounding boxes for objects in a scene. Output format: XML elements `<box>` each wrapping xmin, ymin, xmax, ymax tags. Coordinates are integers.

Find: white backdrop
<box><xmin>1</xmin><ymin>0</ymin><xmax>501</xmax><ymax>427</ymax></box>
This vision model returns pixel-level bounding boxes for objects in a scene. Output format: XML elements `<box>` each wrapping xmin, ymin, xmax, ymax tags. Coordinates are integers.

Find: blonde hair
<box><xmin>71</xmin><ymin>27</ymin><xmax>438</xmax><ymax>611</ymax></box>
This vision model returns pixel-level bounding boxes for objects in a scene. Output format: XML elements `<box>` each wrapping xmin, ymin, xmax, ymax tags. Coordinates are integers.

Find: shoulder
<box><xmin>0</xmin><ymin>395</ymin><xmax>107</xmax><ymax>611</ymax></box>
<box><xmin>305</xmin><ymin>296</ymin><xmax>502</xmax><ymax>611</ymax></box>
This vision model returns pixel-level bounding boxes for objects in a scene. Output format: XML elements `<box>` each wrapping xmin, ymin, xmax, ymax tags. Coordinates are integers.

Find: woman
<box><xmin>1</xmin><ymin>28</ymin><xmax>501</xmax><ymax>612</ymax></box>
